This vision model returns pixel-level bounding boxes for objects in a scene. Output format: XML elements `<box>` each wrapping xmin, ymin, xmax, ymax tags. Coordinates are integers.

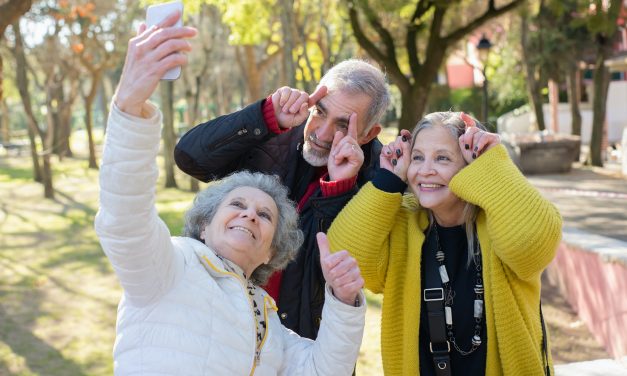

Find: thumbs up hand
<box><xmin>317</xmin><ymin>232</ymin><xmax>364</xmax><ymax>306</ymax></box>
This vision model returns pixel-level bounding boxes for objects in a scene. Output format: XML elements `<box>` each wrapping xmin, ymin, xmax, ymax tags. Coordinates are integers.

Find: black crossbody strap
<box><xmin>540</xmin><ymin>302</ymin><xmax>551</xmax><ymax>376</ymax></box>
<box><xmin>424</xmin><ymin>288</ymin><xmax>452</xmax><ymax>375</ymax></box>
<box><xmin>424</xmin><ymin>228</ymin><xmax>452</xmax><ymax>376</ymax></box>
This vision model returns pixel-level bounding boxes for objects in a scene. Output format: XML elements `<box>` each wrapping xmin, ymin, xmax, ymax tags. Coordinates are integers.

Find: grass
<box><xmin>0</xmin><ymin>149</ymin><xmax>386</xmax><ymax>375</ymax></box>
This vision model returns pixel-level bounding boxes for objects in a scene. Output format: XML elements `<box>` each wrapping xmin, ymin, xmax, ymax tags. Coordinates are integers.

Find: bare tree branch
<box><xmin>346</xmin><ymin>0</ymin><xmax>410</xmax><ymax>92</ymax></box>
<box><xmin>443</xmin><ymin>0</ymin><xmax>524</xmax><ymax>45</ymax></box>
<box><xmin>411</xmin><ymin>0</ymin><xmax>432</xmax><ymax>24</ymax></box>
<box><xmin>357</xmin><ymin>0</ymin><xmax>397</xmax><ymax>60</ymax></box>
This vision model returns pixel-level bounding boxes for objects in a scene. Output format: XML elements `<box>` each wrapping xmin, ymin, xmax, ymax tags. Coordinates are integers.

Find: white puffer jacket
<box><xmin>95</xmin><ymin>102</ymin><xmax>366</xmax><ymax>376</ymax></box>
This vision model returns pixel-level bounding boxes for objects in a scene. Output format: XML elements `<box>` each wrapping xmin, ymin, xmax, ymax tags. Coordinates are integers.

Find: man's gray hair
<box><xmin>183</xmin><ymin>171</ymin><xmax>303</xmax><ymax>285</ymax></box>
<box><xmin>319</xmin><ymin>58</ymin><xmax>390</xmax><ymax>129</ymax></box>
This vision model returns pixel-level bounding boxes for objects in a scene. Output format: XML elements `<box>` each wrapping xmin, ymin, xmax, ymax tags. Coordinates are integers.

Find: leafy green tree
<box><xmin>346</xmin><ymin>0</ymin><xmax>525</xmax><ymax>130</ymax></box>
<box><xmin>584</xmin><ymin>0</ymin><xmax>622</xmax><ymax>166</ymax></box>
<box><xmin>483</xmin><ymin>14</ymin><xmax>528</xmax><ymax>123</ymax></box>
<box><xmin>177</xmin><ymin>0</ymin><xmax>353</xmax><ymax>99</ymax></box>
<box><xmin>54</xmin><ymin>0</ymin><xmax>140</xmax><ymax>169</ymax></box>
<box><xmin>520</xmin><ymin>3</ymin><xmax>547</xmax><ymax>132</ymax></box>
<box><xmin>183</xmin><ymin>0</ymin><xmax>281</xmax><ymax>100</ymax></box>
<box><xmin>524</xmin><ymin>0</ymin><xmax>623</xmax><ymax>166</ymax></box>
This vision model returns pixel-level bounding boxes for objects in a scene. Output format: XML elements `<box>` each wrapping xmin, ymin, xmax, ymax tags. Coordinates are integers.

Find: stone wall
<box><xmin>545</xmin><ymin>227</ymin><xmax>627</xmax><ymax>360</ymax></box>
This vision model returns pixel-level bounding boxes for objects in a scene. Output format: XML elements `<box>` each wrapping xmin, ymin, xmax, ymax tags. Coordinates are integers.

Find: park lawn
<box><xmin>0</xmin><ymin>153</ymin><xmax>385</xmax><ymax>376</ymax></box>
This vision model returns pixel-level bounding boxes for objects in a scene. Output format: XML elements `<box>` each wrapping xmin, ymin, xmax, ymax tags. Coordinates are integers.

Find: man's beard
<box><xmin>302</xmin><ymin>133</ymin><xmax>331</xmax><ymax>167</ymax></box>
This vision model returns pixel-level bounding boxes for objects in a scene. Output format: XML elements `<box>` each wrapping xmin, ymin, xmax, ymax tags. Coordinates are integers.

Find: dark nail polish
<box><xmin>402</xmin><ymin>136</ymin><xmax>408</xmax><ymax>142</ymax></box>
<box><xmin>474</xmin><ymin>146</ymin><xmax>478</xmax><ymax>152</ymax></box>
<box><xmin>396</xmin><ymin>149</ymin><xmax>401</xmax><ymax>158</ymax></box>
<box><xmin>472</xmin><ymin>153</ymin><xmax>476</xmax><ymax>159</ymax></box>
<box><xmin>465</xmin><ymin>144</ymin><xmax>470</xmax><ymax>150</ymax></box>
<box><xmin>392</xmin><ymin>159</ymin><xmax>397</xmax><ymax>166</ymax></box>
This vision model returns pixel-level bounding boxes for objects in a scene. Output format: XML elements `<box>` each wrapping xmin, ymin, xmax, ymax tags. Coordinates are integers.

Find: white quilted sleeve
<box><xmin>94</xmin><ymin>102</ymin><xmax>184</xmax><ymax>307</ymax></box>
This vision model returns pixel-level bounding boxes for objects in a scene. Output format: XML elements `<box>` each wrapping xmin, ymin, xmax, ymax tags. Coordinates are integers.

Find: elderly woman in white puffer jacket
<box><xmin>95</xmin><ymin>12</ymin><xmax>366</xmax><ymax>376</ymax></box>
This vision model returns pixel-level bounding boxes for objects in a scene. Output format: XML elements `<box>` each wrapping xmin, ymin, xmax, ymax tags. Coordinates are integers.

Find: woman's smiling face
<box><xmin>406</xmin><ymin>126</ymin><xmax>467</xmax><ymax>225</ymax></box>
<box><xmin>201</xmin><ymin>186</ymin><xmax>278</xmax><ymax>276</ymax></box>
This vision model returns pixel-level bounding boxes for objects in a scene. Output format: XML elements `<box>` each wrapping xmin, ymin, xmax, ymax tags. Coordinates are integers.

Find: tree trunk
<box><xmin>185</xmin><ymin>77</ymin><xmax>201</xmax><ymax>193</ymax></box>
<box><xmin>84</xmin><ymin>70</ymin><xmax>102</xmax><ymax>169</ymax></box>
<box><xmin>588</xmin><ymin>43</ymin><xmax>611</xmax><ymax>167</ymax></box>
<box><xmin>567</xmin><ymin>65</ymin><xmax>582</xmax><ymax>137</ymax></box>
<box><xmin>0</xmin><ymin>98</ymin><xmax>9</xmax><ymax>143</ymax></box>
<box><xmin>41</xmin><ymin>152</ymin><xmax>54</xmax><ymax>199</ymax></box>
<box><xmin>59</xmin><ymin>86</ymin><xmax>77</xmax><ymax>158</ymax></box>
<box><xmin>0</xmin><ymin>53</ymin><xmax>3</xmax><ymax>104</ymax></box>
<box><xmin>160</xmin><ymin>81</ymin><xmax>178</xmax><ymax>188</ymax></box>
<box><xmin>279</xmin><ymin>0</ymin><xmax>296</xmax><ymax>88</ymax></box>
<box><xmin>398</xmin><ymin>86</ymin><xmax>429</xmax><ymax>132</ymax></box>
<box><xmin>244</xmin><ymin>45</ymin><xmax>262</xmax><ymax>100</ymax></box>
<box><xmin>548</xmin><ymin>79</ymin><xmax>559</xmax><ymax>133</ymax></box>
<box><xmin>26</xmin><ymin>118</ymin><xmax>42</xmax><ymax>182</ymax></box>
<box><xmin>48</xmin><ymin>85</ymin><xmax>74</xmax><ymax>159</ymax></box>
<box><xmin>42</xmin><ymin>84</ymin><xmax>57</xmax><ymax>197</ymax></box>
<box><xmin>84</xmin><ymin>99</ymin><xmax>98</xmax><ymax>169</ymax></box>
<box><xmin>12</xmin><ymin>21</ymin><xmax>44</xmax><ymax>183</ymax></box>
<box><xmin>520</xmin><ymin>14</ymin><xmax>546</xmax><ymax>131</ymax></box>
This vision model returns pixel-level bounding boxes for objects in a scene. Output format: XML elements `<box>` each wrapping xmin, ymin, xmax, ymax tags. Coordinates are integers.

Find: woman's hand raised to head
<box><xmin>379</xmin><ymin>129</ymin><xmax>412</xmax><ymax>182</ymax></box>
<box><xmin>114</xmin><ymin>11</ymin><xmax>197</xmax><ymax>117</ymax></box>
<box><xmin>317</xmin><ymin>232</ymin><xmax>364</xmax><ymax>306</ymax></box>
<box><xmin>458</xmin><ymin>112</ymin><xmax>501</xmax><ymax>165</ymax></box>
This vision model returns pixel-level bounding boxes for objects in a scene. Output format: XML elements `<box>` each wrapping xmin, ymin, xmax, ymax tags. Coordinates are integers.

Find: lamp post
<box><xmin>476</xmin><ymin>34</ymin><xmax>492</xmax><ymax>123</ymax></box>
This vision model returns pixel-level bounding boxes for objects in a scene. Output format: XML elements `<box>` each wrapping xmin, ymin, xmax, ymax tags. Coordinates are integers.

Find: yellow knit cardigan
<box><xmin>328</xmin><ymin>145</ymin><xmax>562</xmax><ymax>376</ymax></box>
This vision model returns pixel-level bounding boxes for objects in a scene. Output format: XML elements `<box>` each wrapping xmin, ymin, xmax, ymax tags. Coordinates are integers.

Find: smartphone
<box><xmin>146</xmin><ymin>1</ymin><xmax>184</xmax><ymax>80</ymax></box>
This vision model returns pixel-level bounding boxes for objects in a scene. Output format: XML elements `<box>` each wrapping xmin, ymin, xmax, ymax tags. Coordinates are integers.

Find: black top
<box><xmin>419</xmin><ymin>223</ymin><xmax>487</xmax><ymax>376</ymax></box>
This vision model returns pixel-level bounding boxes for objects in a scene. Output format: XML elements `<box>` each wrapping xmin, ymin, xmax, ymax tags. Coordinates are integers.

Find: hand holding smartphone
<box><xmin>146</xmin><ymin>1</ymin><xmax>184</xmax><ymax>80</ymax></box>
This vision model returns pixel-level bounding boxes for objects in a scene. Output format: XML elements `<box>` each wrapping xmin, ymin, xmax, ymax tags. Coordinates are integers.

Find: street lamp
<box><xmin>476</xmin><ymin>34</ymin><xmax>492</xmax><ymax>122</ymax></box>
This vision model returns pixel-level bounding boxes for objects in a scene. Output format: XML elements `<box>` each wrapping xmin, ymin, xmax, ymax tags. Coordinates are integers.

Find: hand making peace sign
<box><xmin>327</xmin><ymin>112</ymin><xmax>364</xmax><ymax>181</ymax></box>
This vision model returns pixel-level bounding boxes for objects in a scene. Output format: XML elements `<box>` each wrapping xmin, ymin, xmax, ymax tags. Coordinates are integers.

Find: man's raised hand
<box><xmin>327</xmin><ymin>112</ymin><xmax>364</xmax><ymax>181</ymax></box>
<box><xmin>271</xmin><ymin>86</ymin><xmax>327</xmax><ymax>129</ymax></box>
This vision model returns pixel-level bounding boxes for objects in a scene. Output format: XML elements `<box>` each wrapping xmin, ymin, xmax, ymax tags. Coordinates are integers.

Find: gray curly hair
<box><xmin>319</xmin><ymin>58</ymin><xmax>390</xmax><ymax>130</ymax></box>
<box><xmin>411</xmin><ymin>112</ymin><xmax>487</xmax><ymax>266</ymax></box>
<box><xmin>183</xmin><ymin>171</ymin><xmax>303</xmax><ymax>285</ymax></box>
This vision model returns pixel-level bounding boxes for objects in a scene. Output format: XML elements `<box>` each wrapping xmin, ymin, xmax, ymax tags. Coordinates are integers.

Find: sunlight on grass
<box><xmin>0</xmin><ymin>344</ymin><xmax>37</xmax><ymax>376</ymax></box>
<box><xmin>357</xmin><ymin>291</ymin><xmax>384</xmax><ymax>375</ymax></box>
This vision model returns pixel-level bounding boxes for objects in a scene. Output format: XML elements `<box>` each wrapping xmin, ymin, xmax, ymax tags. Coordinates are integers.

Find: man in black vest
<box><xmin>174</xmin><ymin>59</ymin><xmax>389</xmax><ymax>339</ymax></box>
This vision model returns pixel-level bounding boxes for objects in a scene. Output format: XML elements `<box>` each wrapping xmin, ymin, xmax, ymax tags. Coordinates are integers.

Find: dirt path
<box><xmin>541</xmin><ymin>273</ymin><xmax>610</xmax><ymax>363</ymax></box>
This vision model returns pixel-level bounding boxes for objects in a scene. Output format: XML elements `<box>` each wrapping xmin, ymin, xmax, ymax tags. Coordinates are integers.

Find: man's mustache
<box><xmin>307</xmin><ymin>133</ymin><xmax>332</xmax><ymax>150</ymax></box>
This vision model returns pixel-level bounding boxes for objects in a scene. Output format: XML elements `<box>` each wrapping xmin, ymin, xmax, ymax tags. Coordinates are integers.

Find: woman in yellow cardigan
<box><xmin>327</xmin><ymin>112</ymin><xmax>562</xmax><ymax>376</ymax></box>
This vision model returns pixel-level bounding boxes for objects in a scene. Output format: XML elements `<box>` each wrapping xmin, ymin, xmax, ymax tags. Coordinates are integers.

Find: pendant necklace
<box><xmin>433</xmin><ymin>224</ymin><xmax>484</xmax><ymax>355</ymax></box>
